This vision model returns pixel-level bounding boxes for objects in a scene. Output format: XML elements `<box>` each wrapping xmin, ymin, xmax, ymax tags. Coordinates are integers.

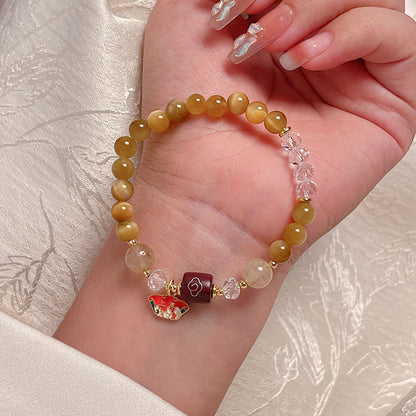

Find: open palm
<box><xmin>136</xmin><ymin>0</ymin><xmax>416</xmax><ymax>277</ymax></box>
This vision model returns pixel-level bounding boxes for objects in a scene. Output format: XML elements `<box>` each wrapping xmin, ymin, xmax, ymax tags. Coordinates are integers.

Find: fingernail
<box><xmin>209</xmin><ymin>0</ymin><xmax>255</xmax><ymax>30</ymax></box>
<box><xmin>279</xmin><ymin>32</ymin><xmax>333</xmax><ymax>71</ymax></box>
<box><xmin>228</xmin><ymin>4</ymin><xmax>294</xmax><ymax>64</ymax></box>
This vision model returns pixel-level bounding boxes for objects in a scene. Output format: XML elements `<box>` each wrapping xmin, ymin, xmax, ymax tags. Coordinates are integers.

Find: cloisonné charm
<box><xmin>148</xmin><ymin>295</ymin><xmax>190</xmax><ymax>321</ymax></box>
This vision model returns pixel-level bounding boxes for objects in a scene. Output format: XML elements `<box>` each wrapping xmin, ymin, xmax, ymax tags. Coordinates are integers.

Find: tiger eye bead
<box><xmin>292</xmin><ymin>201</ymin><xmax>315</xmax><ymax>225</ymax></box>
<box><xmin>264</xmin><ymin>111</ymin><xmax>287</xmax><ymax>134</ymax></box>
<box><xmin>283</xmin><ymin>223</ymin><xmax>307</xmax><ymax>246</ymax></box>
<box><xmin>111</xmin><ymin>201</ymin><xmax>133</xmax><ymax>221</ymax></box>
<box><xmin>227</xmin><ymin>92</ymin><xmax>249</xmax><ymax>115</ymax></box>
<box><xmin>269</xmin><ymin>240</ymin><xmax>292</xmax><ymax>263</ymax></box>
<box><xmin>116</xmin><ymin>219</ymin><xmax>138</xmax><ymax>242</ymax></box>
<box><xmin>114</xmin><ymin>136</ymin><xmax>138</xmax><ymax>158</ymax></box>
<box><xmin>112</xmin><ymin>158</ymin><xmax>135</xmax><ymax>179</ymax></box>
<box><xmin>147</xmin><ymin>110</ymin><xmax>170</xmax><ymax>133</ymax></box>
<box><xmin>111</xmin><ymin>179</ymin><xmax>134</xmax><ymax>201</ymax></box>
<box><xmin>186</xmin><ymin>94</ymin><xmax>206</xmax><ymax>114</ymax></box>
<box><xmin>166</xmin><ymin>99</ymin><xmax>189</xmax><ymax>122</ymax></box>
<box><xmin>129</xmin><ymin>119</ymin><xmax>151</xmax><ymax>141</ymax></box>
<box><xmin>246</xmin><ymin>101</ymin><xmax>268</xmax><ymax>124</ymax></box>
<box><xmin>206</xmin><ymin>95</ymin><xmax>228</xmax><ymax>118</ymax></box>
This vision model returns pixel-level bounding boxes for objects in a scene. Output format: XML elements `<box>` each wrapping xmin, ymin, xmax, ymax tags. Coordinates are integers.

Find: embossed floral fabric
<box><xmin>0</xmin><ymin>0</ymin><xmax>416</xmax><ymax>415</ymax></box>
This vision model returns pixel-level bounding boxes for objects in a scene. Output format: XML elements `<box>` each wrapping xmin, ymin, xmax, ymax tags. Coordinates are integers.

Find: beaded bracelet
<box><xmin>111</xmin><ymin>92</ymin><xmax>317</xmax><ymax>321</ymax></box>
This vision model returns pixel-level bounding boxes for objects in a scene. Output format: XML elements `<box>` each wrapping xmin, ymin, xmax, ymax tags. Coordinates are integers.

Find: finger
<box><xmin>209</xmin><ymin>0</ymin><xmax>255</xmax><ymax>30</ymax></box>
<box><xmin>227</xmin><ymin>0</ymin><xmax>405</xmax><ymax>63</ymax></box>
<box><xmin>279</xmin><ymin>8</ymin><xmax>416</xmax><ymax>109</ymax></box>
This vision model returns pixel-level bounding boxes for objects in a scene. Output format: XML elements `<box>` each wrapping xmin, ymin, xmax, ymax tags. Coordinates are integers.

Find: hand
<box><xmin>54</xmin><ymin>1</ymin><xmax>416</xmax><ymax>415</ymax></box>
<box><xmin>142</xmin><ymin>0</ymin><xmax>416</xmax><ymax>246</ymax></box>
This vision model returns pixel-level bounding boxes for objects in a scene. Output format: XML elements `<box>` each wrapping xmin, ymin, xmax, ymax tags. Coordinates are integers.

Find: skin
<box><xmin>54</xmin><ymin>0</ymin><xmax>416</xmax><ymax>415</ymax></box>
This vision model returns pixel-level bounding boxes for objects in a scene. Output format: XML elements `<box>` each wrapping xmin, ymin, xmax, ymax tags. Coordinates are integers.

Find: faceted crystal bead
<box><xmin>293</xmin><ymin>162</ymin><xmax>314</xmax><ymax>181</ymax></box>
<box><xmin>296</xmin><ymin>180</ymin><xmax>318</xmax><ymax>199</ymax></box>
<box><xmin>125</xmin><ymin>243</ymin><xmax>155</xmax><ymax>273</ymax></box>
<box><xmin>243</xmin><ymin>258</ymin><xmax>273</xmax><ymax>289</ymax></box>
<box><xmin>148</xmin><ymin>269</ymin><xmax>168</xmax><ymax>292</ymax></box>
<box><xmin>222</xmin><ymin>277</ymin><xmax>241</xmax><ymax>300</ymax></box>
<box><xmin>280</xmin><ymin>131</ymin><xmax>301</xmax><ymax>152</ymax></box>
<box><xmin>289</xmin><ymin>146</ymin><xmax>309</xmax><ymax>165</ymax></box>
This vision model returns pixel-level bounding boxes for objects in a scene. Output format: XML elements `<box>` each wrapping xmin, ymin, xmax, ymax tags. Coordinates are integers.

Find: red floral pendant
<box><xmin>148</xmin><ymin>295</ymin><xmax>190</xmax><ymax>321</ymax></box>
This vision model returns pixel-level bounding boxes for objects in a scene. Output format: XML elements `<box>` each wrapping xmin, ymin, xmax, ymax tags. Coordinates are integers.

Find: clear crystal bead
<box><xmin>296</xmin><ymin>180</ymin><xmax>318</xmax><ymax>198</ymax></box>
<box><xmin>293</xmin><ymin>162</ymin><xmax>314</xmax><ymax>181</ymax></box>
<box><xmin>147</xmin><ymin>269</ymin><xmax>168</xmax><ymax>292</ymax></box>
<box><xmin>289</xmin><ymin>146</ymin><xmax>309</xmax><ymax>165</ymax></box>
<box><xmin>222</xmin><ymin>277</ymin><xmax>241</xmax><ymax>300</ymax></box>
<box><xmin>280</xmin><ymin>131</ymin><xmax>301</xmax><ymax>152</ymax></box>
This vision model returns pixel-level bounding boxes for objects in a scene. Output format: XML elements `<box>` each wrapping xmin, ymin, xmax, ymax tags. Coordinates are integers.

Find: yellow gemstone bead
<box><xmin>264</xmin><ymin>111</ymin><xmax>287</xmax><ymax>134</ymax></box>
<box><xmin>125</xmin><ymin>243</ymin><xmax>155</xmax><ymax>273</ymax></box>
<box><xmin>186</xmin><ymin>94</ymin><xmax>206</xmax><ymax>114</ymax></box>
<box><xmin>227</xmin><ymin>92</ymin><xmax>249</xmax><ymax>115</ymax></box>
<box><xmin>116</xmin><ymin>220</ymin><xmax>138</xmax><ymax>242</ymax></box>
<box><xmin>111</xmin><ymin>201</ymin><xmax>133</xmax><ymax>221</ymax></box>
<box><xmin>243</xmin><ymin>258</ymin><xmax>273</xmax><ymax>289</ymax></box>
<box><xmin>147</xmin><ymin>110</ymin><xmax>170</xmax><ymax>133</ymax></box>
<box><xmin>269</xmin><ymin>240</ymin><xmax>292</xmax><ymax>263</ymax></box>
<box><xmin>111</xmin><ymin>179</ymin><xmax>134</xmax><ymax>201</ymax></box>
<box><xmin>112</xmin><ymin>158</ymin><xmax>135</xmax><ymax>179</ymax></box>
<box><xmin>245</xmin><ymin>101</ymin><xmax>268</xmax><ymax>124</ymax></box>
<box><xmin>166</xmin><ymin>99</ymin><xmax>189</xmax><ymax>122</ymax></box>
<box><xmin>206</xmin><ymin>95</ymin><xmax>227</xmax><ymax>118</ymax></box>
<box><xmin>114</xmin><ymin>136</ymin><xmax>138</xmax><ymax>158</ymax></box>
<box><xmin>129</xmin><ymin>119</ymin><xmax>151</xmax><ymax>141</ymax></box>
<box><xmin>292</xmin><ymin>201</ymin><xmax>315</xmax><ymax>225</ymax></box>
<box><xmin>283</xmin><ymin>223</ymin><xmax>307</xmax><ymax>246</ymax></box>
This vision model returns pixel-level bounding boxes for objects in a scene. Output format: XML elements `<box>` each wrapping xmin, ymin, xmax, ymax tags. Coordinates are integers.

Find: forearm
<box><xmin>53</xmin><ymin>184</ymin><xmax>293</xmax><ymax>416</ymax></box>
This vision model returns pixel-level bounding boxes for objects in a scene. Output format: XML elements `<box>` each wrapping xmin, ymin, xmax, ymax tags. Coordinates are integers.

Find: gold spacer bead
<box><xmin>127</xmin><ymin>239</ymin><xmax>137</xmax><ymax>246</ymax></box>
<box><xmin>269</xmin><ymin>260</ymin><xmax>278</xmax><ymax>269</ymax></box>
<box><xmin>143</xmin><ymin>268</ymin><xmax>151</xmax><ymax>278</ymax></box>
<box><xmin>166</xmin><ymin>279</ymin><xmax>181</xmax><ymax>296</ymax></box>
<box><xmin>279</xmin><ymin>126</ymin><xmax>291</xmax><ymax>137</ymax></box>
<box><xmin>298</xmin><ymin>197</ymin><xmax>312</xmax><ymax>203</ymax></box>
<box><xmin>211</xmin><ymin>285</ymin><xmax>224</xmax><ymax>298</ymax></box>
<box><xmin>239</xmin><ymin>280</ymin><xmax>248</xmax><ymax>289</ymax></box>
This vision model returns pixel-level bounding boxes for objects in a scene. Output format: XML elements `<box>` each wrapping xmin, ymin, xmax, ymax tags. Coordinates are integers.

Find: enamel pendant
<box><xmin>148</xmin><ymin>295</ymin><xmax>189</xmax><ymax>321</ymax></box>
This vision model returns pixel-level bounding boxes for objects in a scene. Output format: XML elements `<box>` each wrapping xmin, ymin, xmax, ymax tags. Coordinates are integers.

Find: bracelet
<box><xmin>111</xmin><ymin>92</ymin><xmax>317</xmax><ymax>321</ymax></box>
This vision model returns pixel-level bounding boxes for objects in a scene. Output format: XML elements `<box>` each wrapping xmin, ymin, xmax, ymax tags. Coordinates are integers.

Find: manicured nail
<box><xmin>279</xmin><ymin>32</ymin><xmax>333</xmax><ymax>71</ymax></box>
<box><xmin>228</xmin><ymin>4</ymin><xmax>294</xmax><ymax>64</ymax></box>
<box><xmin>209</xmin><ymin>0</ymin><xmax>255</xmax><ymax>30</ymax></box>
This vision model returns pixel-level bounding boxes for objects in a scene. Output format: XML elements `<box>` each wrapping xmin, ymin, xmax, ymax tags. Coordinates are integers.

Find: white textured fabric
<box><xmin>0</xmin><ymin>0</ymin><xmax>416</xmax><ymax>415</ymax></box>
<box><xmin>0</xmin><ymin>309</ymin><xmax>185</xmax><ymax>416</ymax></box>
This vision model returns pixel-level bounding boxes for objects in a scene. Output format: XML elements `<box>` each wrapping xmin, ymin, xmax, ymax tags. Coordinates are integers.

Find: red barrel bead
<box><xmin>181</xmin><ymin>272</ymin><xmax>213</xmax><ymax>303</ymax></box>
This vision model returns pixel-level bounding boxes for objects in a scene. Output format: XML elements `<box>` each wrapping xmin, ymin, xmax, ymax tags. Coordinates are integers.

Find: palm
<box><xmin>137</xmin><ymin>0</ymin><xmax>412</xmax><ymax>260</ymax></box>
